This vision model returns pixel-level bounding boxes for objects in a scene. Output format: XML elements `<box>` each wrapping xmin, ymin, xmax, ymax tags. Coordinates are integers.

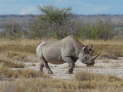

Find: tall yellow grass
<box><xmin>0</xmin><ymin>39</ymin><xmax>123</xmax><ymax>92</ymax></box>
<box><xmin>0</xmin><ymin>39</ymin><xmax>122</xmax><ymax>56</ymax></box>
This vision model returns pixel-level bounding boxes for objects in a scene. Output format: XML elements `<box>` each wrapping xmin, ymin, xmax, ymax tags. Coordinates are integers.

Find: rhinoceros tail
<box><xmin>36</xmin><ymin>41</ymin><xmax>46</xmax><ymax>57</ymax></box>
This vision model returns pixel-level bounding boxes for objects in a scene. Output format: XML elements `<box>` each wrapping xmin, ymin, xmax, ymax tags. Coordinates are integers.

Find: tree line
<box><xmin>0</xmin><ymin>6</ymin><xmax>115</xmax><ymax>40</ymax></box>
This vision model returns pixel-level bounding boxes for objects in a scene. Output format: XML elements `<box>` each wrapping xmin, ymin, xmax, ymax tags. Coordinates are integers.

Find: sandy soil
<box><xmin>22</xmin><ymin>57</ymin><xmax>123</xmax><ymax>80</ymax></box>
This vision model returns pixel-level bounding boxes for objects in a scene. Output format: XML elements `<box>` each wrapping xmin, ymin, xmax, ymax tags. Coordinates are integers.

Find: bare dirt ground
<box><xmin>0</xmin><ymin>56</ymin><xmax>123</xmax><ymax>81</ymax></box>
<box><xmin>20</xmin><ymin>57</ymin><xmax>123</xmax><ymax>80</ymax></box>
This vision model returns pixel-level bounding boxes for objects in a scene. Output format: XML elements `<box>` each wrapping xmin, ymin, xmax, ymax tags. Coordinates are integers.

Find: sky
<box><xmin>0</xmin><ymin>0</ymin><xmax>123</xmax><ymax>15</ymax></box>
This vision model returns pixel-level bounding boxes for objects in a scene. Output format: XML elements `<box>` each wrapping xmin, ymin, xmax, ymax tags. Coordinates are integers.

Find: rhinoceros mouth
<box><xmin>86</xmin><ymin>64</ymin><xmax>94</xmax><ymax>67</ymax></box>
<box><xmin>86</xmin><ymin>61</ymin><xmax>95</xmax><ymax>67</ymax></box>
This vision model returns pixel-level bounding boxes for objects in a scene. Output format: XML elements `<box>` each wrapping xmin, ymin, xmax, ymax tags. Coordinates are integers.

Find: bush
<box><xmin>30</xmin><ymin>6</ymin><xmax>74</xmax><ymax>39</ymax></box>
<box><xmin>78</xmin><ymin>20</ymin><xmax>114</xmax><ymax>40</ymax></box>
<box><xmin>0</xmin><ymin>19</ymin><xmax>29</xmax><ymax>39</ymax></box>
<box><xmin>0</xmin><ymin>6</ymin><xmax>115</xmax><ymax>40</ymax></box>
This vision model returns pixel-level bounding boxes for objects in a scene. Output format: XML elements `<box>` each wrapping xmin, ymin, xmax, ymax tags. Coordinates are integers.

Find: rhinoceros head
<box><xmin>78</xmin><ymin>45</ymin><xmax>98</xmax><ymax>67</ymax></box>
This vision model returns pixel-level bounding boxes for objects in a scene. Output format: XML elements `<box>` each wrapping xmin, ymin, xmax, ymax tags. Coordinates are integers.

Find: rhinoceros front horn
<box><xmin>87</xmin><ymin>55</ymin><xmax>99</xmax><ymax>67</ymax></box>
<box><xmin>90</xmin><ymin>54</ymin><xmax>99</xmax><ymax>61</ymax></box>
<box><xmin>86</xmin><ymin>54</ymin><xmax>99</xmax><ymax>67</ymax></box>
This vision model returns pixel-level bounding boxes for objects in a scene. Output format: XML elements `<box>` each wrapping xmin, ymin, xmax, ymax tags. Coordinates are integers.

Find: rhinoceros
<box><xmin>36</xmin><ymin>36</ymin><xmax>98</xmax><ymax>74</ymax></box>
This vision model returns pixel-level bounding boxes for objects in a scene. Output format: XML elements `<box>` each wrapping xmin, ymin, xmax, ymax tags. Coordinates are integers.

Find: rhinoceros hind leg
<box><xmin>42</xmin><ymin>56</ymin><xmax>53</xmax><ymax>74</ymax></box>
<box><xmin>48</xmin><ymin>70</ymin><xmax>53</xmax><ymax>74</ymax></box>
<box><xmin>40</xmin><ymin>63</ymin><xmax>44</xmax><ymax>72</ymax></box>
<box><xmin>44</xmin><ymin>62</ymin><xmax>53</xmax><ymax>74</ymax></box>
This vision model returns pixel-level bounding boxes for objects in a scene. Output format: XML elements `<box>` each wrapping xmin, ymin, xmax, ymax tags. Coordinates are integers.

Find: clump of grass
<box><xmin>7</xmin><ymin>51</ymin><xmax>27</xmax><ymax>59</ymax></box>
<box><xmin>75</xmin><ymin>71</ymin><xmax>121</xmax><ymax>82</ymax></box>
<box><xmin>1</xmin><ymin>77</ymin><xmax>123</xmax><ymax>92</ymax></box>
<box><xmin>0</xmin><ymin>58</ymin><xmax>24</xmax><ymax>68</ymax></box>
<box><xmin>0</xmin><ymin>64</ymin><xmax>9</xmax><ymax>74</ymax></box>
<box><xmin>0</xmin><ymin>65</ymin><xmax>48</xmax><ymax>79</ymax></box>
<box><xmin>0</xmin><ymin>39</ymin><xmax>40</xmax><ymax>54</ymax></box>
<box><xmin>0</xmin><ymin>78</ymin><xmax>93</xmax><ymax>92</ymax></box>
<box><xmin>4</xmin><ymin>69</ymin><xmax>48</xmax><ymax>78</ymax></box>
<box><xmin>1</xmin><ymin>69</ymin><xmax>123</xmax><ymax>92</ymax></box>
<box><xmin>6</xmin><ymin>51</ymin><xmax>38</xmax><ymax>62</ymax></box>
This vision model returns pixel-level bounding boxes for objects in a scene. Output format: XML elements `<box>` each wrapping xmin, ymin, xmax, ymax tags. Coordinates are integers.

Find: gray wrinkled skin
<box><xmin>36</xmin><ymin>36</ymin><xmax>97</xmax><ymax>74</ymax></box>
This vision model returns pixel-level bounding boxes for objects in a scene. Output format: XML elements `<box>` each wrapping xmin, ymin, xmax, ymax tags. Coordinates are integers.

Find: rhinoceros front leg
<box><xmin>63</xmin><ymin>56</ymin><xmax>75</xmax><ymax>74</ymax></box>
<box><xmin>39</xmin><ymin>57</ymin><xmax>45</xmax><ymax>72</ymax></box>
<box><xmin>68</xmin><ymin>62</ymin><xmax>75</xmax><ymax>74</ymax></box>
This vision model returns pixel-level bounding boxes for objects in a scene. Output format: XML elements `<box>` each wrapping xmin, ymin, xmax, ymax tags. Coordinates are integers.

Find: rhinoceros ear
<box><xmin>82</xmin><ymin>45</ymin><xmax>94</xmax><ymax>55</ymax></box>
<box><xmin>82</xmin><ymin>46</ymin><xmax>88</xmax><ymax>53</ymax></box>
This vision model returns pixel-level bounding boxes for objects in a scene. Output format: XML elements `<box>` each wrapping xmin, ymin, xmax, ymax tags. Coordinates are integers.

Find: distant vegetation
<box><xmin>30</xmin><ymin>6</ymin><xmax>114</xmax><ymax>40</ymax></box>
<box><xmin>30</xmin><ymin>6</ymin><xmax>73</xmax><ymax>38</ymax></box>
<box><xmin>77</xmin><ymin>20</ymin><xmax>114</xmax><ymax>40</ymax></box>
<box><xmin>0</xmin><ymin>6</ymin><xmax>123</xmax><ymax>40</ymax></box>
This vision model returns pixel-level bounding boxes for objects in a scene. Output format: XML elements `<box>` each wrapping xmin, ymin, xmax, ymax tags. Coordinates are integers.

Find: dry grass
<box><xmin>0</xmin><ymin>72</ymin><xmax>123</xmax><ymax>92</ymax></box>
<box><xmin>0</xmin><ymin>39</ymin><xmax>40</xmax><ymax>63</ymax></box>
<box><xmin>0</xmin><ymin>39</ymin><xmax>123</xmax><ymax>92</ymax></box>
<box><xmin>75</xmin><ymin>71</ymin><xmax>121</xmax><ymax>82</ymax></box>
<box><xmin>0</xmin><ymin>64</ymin><xmax>48</xmax><ymax>79</ymax></box>
<box><xmin>0</xmin><ymin>57</ymin><xmax>24</xmax><ymax>68</ymax></box>
<box><xmin>82</xmin><ymin>40</ymin><xmax>123</xmax><ymax>57</ymax></box>
<box><xmin>0</xmin><ymin>39</ymin><xmax>40</xmax><ymax>54</ymax></box>
<box><xmin>6</xmin><ymin>51</ymin><xmax>38</xmax><ymax>62</ymax></box>
<box><xmin>0</xmin><ymin>39</ymin><xmax>123</xmax><ymax>58</ymax></box>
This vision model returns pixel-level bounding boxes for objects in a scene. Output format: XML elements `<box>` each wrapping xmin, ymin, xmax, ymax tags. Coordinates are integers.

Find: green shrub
<box><xmin>78</xmin><ymin>21</ymin><xmax>114</xmax><ymax>40</ymax></box>
<box><xmin>30</xmin><ymin>5</ymin><xmax>73</xmax><ymax>39</ymax></box>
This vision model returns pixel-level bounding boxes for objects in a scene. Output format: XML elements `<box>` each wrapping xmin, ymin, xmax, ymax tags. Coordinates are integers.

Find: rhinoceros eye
<box><xmin>89</xmin><ymin>48</ymin><xmax>92</xmax><ymax>51</ymax></box>
<box><xmin>89</xmin><ymin>48</ymin><xmax>94</xmax><ymax>55</ymax></box>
